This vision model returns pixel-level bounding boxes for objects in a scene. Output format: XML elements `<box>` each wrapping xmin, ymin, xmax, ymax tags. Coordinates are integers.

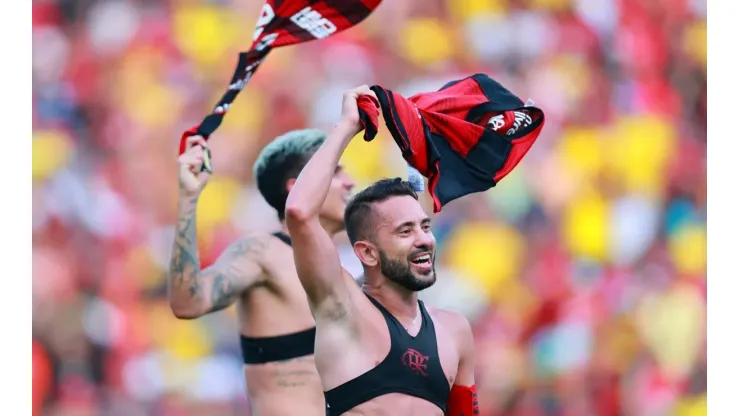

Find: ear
<box><xmin>285</xmin><ymin>177</ymin><xmax>297</xmax><ymax>194</ymax></box>
<box><xmin>353</xmin><ymin>241</ymin><xmax>379</xmax><ymax>267</ymax></box>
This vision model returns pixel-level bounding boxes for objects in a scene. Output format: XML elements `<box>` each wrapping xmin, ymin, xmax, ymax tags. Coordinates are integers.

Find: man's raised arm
<box><xmin>285</xmin><ymin>86</ymin><xmax>377</xmax><ymax>318</ymax></box>
<box><xmin>168</xmin><ymin>136</ymin><xmax>267</xmax><ymax>319</ymax></box>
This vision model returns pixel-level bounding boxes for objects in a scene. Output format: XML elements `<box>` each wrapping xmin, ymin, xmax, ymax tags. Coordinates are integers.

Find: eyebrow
<box><xmin>395</xmin><ymin>221</ymin><xmax>416</xmax><ymax>232</ymax></box>
<box><xmin>395</xmin><ymin>218</ymin><xmax>431</xmax><ymax>232</ymax></box>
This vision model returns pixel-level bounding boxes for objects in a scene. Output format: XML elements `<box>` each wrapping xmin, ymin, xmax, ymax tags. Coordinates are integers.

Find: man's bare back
<box><xmin>168</xmin><ymin>130</ymin><xmax>355</xmax><ymax>416</ymax></box>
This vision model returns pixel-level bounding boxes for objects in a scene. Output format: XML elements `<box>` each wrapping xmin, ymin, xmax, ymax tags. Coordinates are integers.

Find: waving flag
<box><xmin>179</xmin><ymin>0</ymin><xmax>383</xmax><ymax>155</ymax></box>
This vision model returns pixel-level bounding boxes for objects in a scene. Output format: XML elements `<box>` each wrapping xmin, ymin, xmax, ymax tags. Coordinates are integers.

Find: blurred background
<box><xmin>32</xmin><ymin>0</ymin><xmax>707</xmax><ymax>414</ymax></box>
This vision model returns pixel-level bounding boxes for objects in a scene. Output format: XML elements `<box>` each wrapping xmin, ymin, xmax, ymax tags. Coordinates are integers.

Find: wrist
<box><xmin>334</xmin><ymin>119</ymin><xmax>361</xmax><ymax>137</ymax></box>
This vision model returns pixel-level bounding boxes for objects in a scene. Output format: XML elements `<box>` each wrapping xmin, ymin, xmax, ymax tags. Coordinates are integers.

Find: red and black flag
<box><xmin>357</xmin><ymin>73</ymin><xmax>546</xmax><ymax>213</ymax></box>
<box><xmin>179</xmin><ymin>0</ymin><xmax>383</xmax><ymax>155</ymax></box>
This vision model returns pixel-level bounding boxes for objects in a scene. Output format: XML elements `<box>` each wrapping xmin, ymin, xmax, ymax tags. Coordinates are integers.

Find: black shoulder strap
<box><xmin>417</xmin><ymin>300</ymin><xmax>434</xmax><ymax>331</ymax></box>
<box><xmin>272</xmin><ymin>231</ymin><xmax>292</xmax><ymax>247</ymax></box>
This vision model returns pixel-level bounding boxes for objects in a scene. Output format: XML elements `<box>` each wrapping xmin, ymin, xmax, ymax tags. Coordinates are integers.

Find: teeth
<box><xmin>414</xmin><ymin>254</ymin><xmax>430</xmax><ymax>262</ymax></box>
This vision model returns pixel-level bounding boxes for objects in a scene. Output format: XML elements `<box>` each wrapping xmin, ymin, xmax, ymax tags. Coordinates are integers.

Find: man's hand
<box><xmin>178</xmin><ymin>135</ymin><xmax>211</xmax><ymax>198</ymax></box>
<box><xmin>339</xmin><ymin>85</ymin><xmax>378</xmax><ymax>135</ymax></box>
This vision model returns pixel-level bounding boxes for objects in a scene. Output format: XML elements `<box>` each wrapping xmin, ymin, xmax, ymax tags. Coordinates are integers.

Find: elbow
<box><xmin>285</xmin><ymin>178</ymin><xmax>322</xmax><ymax>224</ymax></box>
<box><xmin>169</xmin><ymin>302</ymin><xmax>203</xmax><ymax>320</ymax></box>
<box><xmin>284</xmin><ymin>203</ymin><xmax>312</xmax><ymax>225</ymax></box>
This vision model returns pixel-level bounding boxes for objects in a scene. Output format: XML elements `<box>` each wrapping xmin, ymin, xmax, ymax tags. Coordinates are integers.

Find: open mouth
<box><xmin>410</xmin><ymin>253</ymin><xmax>433</xmax><ymax>269</ymax></box>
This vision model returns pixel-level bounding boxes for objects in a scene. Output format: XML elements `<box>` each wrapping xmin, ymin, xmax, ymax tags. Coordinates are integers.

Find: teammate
<box><xmin>167</xmin><ymin>129</ymin><xmax>355</xmax><ymax>416</ymax></box>
<box><xmin>285</xmin><ymin>85</ymin><xmax>479</xmax><ymax>415</ymax></box>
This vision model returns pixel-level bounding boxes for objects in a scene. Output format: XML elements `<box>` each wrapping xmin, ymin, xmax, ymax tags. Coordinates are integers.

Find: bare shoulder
<box><xmin>206</xmin><ymin>232</ymin><xmax>275</xmax><ymax>285</ymax></box>
<box><xmin>221</xmin><ymin>231</ymin><xmax>298</xmax><ymax>265</ymax></box>
<box><xmin>427</xmin><ymin>307</ymin><xmax>474</xmax><ymax>341</ymax></box>
<box><xmin>429</xmin><ymin>307</ymin><xmax>477</xmax><ymax>385</ymax></box>
<box><xmin>223</xmin><ymin>232</ymin><xmax>273</xmax><ymax>256</ymax></box>
<box><xmin>182</xmin><ymin>232</ymin><xmax>280</xmax><ymax>315</ymax></box>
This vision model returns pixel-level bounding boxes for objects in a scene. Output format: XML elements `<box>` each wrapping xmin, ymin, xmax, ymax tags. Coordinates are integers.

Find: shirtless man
<box><xmin>167</xmin><ymin>129</ymin><xmax>355</xmax><ymax>416</ymax></box>
<box><xmin>285</xmin><ymin>85</ymin><xmax>480</xmax><ymax>416</ymax></box>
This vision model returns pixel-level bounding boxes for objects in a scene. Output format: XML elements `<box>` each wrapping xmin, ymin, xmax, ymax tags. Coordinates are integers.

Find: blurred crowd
<box><xmin>32</xmin><ymin>0</ymin><xmax>707</xmax><ymax>415</ymax></box>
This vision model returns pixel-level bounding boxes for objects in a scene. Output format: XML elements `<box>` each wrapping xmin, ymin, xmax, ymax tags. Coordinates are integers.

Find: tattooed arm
<box><xmin>169</xmin><ymin>135</ymin><xmax>267</xmax><ymax>319</ymax></box>
<box><xmin>167</xmin><ymin>195</ymin><xmax>268</xmax><ymax>319</ymax></box>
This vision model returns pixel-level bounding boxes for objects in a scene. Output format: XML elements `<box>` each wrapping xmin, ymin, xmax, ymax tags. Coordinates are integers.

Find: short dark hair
<box><xmin>253</xmin><ymin>129</ymin><xmax>326</xmax><ymax>220</ymax></box>
<box><xmin>344</xmin><ymin>178</ymin><xmax>419</xmax><ymax>244</ymax></box>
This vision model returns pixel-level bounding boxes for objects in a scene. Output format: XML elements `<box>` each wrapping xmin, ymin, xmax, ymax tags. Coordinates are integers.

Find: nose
<box><xmin>341</xmin><ymin>171</ymin><xmax>355</xmax><ymax>191</ymax></box>
<box><xmin>415</xmin><ymin>227</ymin><xmax>435</xmax><ymax>249</ymax></box>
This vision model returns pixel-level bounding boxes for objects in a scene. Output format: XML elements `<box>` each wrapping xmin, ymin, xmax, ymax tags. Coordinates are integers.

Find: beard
<box><xmin>378</xmin><ymin>249</ymin><xmax>436</xmax><ymax>292</ymax></box>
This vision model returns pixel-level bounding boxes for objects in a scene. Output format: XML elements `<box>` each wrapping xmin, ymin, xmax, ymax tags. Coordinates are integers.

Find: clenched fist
<box><xmin>339</xmin><ymin>84</ymin><xmax>378</xmax><ymax>135</ymax></box>
<box><xmin>178</xmin><ymin>135</ymin><xmax>212</xmax><ymax>198</ymax></box>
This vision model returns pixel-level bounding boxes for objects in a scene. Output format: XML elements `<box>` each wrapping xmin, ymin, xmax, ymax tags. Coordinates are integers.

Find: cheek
<box><xmin>387</xmin><ymin>241</ymin><xmax>413</xmax><ymax>260</ymax></box>
<box><xmin>330</xmin><ymin>182</ymin><xmax>344</xmax><ymax>198</ymax></box>
<box><xmin>323</xmin><ymin>185</ymin><xmax>338</xmax><ymax>201</ymax></box>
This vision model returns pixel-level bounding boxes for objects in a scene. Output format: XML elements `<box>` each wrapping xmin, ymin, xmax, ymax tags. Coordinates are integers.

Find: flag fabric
<box><xmin>179</xmin><ymin>0</ymin><xmax>383</xmax><ymax>155</ymax></box>
<box><xmin>357</xmin><ymin>73</ymin><xmax>545</xmax><ymax>212</ymax></box>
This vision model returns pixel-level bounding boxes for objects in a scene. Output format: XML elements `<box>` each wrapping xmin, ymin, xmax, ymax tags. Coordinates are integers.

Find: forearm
<box><xmin>285</xmin><ymin>121</ymin><xmax>357</xmax><ymax>219</ymax></box>
<box><xmin>167</xmin><ymin>195</ymin><xmax>205</xmax><ymax>317</ymax></box>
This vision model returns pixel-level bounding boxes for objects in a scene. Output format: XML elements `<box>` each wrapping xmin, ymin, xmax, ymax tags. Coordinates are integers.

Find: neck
<box><xmin>278</xmin><ymin>221</ymin><xmax>290</xmax><ymax>236</ymax></box>
<box><xmin>320</xmin><ymin>216</ymin><xmax>343</xmax><ymax>236</ymax></box>
<box><xmin>362</xmin><ymin>271</ymin><xmax>419</xmax><ymax>321</ymax></box>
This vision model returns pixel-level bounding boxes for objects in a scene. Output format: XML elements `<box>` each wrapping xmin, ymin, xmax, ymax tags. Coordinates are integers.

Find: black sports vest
<box><xmin>239</xmin><ymin>232</ymin><xmax>317</xmax><ymax>364</ymax></box>
<box><xmin>324</xmin><ymin>295</ymin><xmax>450</xmax><ymax>415</ymax></box>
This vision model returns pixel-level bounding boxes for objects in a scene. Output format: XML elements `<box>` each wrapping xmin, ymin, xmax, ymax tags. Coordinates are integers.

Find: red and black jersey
<box><xmin>357</xmin><ymin>74</ymin><xmax>546</xmax><ymax>213</ymax></box>
<box><xmin>179</xmin><ymin>0</ymin><xmax>383</xmax><ymax>154</ymax></box>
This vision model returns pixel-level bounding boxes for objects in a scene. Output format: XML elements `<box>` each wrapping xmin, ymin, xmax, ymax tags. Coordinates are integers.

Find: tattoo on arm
<box><xmin>168</xmin><ymin>199</ymin><xmax>203</xmax><ymax>304</ymax></box>
<box><xmin>202</xmin><ymin>236</ymin><xmax>268</xmax><ymax>313</ymax></box>
<box><xmin>211</xmin><ymin>237</ymin><xmax>266</xmax><ymax>310</ymax></box>
<box><xmin>168</xmin><ymin>195</ymin><xmax>268</xmax><ymax>314</ymax></box>
<box><xmin>210</xmin><ymin>273</ymin><xmax>234</xmax><ymax>311</ymax></box>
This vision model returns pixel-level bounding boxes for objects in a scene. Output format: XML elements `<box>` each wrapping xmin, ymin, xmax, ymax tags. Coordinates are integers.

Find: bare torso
<box><xmin>340</xmin><ymin>394</ymin><xmax>444</xmax><ymax>416</ymax></box>
<box><xmin>236</xmin><ymin>235</ymin><xmax>325</xmax><ymax>416</ymax></box>
<box><xmin>314</xmin><ymin>272</ymin><xmax>462</xmax><ymax>415</ymax></box>
<box><xmin>241</xmin><ymin>357</ymin><xmax>324</xmax><ymax>416</ymax></box>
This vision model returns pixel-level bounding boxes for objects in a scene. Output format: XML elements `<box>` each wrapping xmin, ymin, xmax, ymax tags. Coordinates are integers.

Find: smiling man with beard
<box><xmin>285</xmin><ymin>85</ymin><xmax>479</xmax><ymax>416</ymax></box>
<box><xmin>347</xmin><ymin>179</ymin><xmax>439</xmax><ymax>293</ymax></box>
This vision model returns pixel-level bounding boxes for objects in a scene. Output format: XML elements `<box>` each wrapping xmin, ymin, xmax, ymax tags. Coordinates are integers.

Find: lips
<box><xmin>410</xmin><ymin>253</ymin><xmax>433</xmax><ymax>270</ymax></box>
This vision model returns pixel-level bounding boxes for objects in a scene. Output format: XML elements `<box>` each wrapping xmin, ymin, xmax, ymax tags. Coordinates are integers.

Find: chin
<box><xmin>411</xmin><ymin>263</ymin><xmax>435</xmax><ymax>279</ymax></box>
<box><xmin>408</xmin><ymin>271</ymin><xmax>437</xmax><ymax>291</ymax></box>
<box><xmin>421</xmin><ymin>273</ymin><xmax>437</xmax><ymax>287</ymax></box>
